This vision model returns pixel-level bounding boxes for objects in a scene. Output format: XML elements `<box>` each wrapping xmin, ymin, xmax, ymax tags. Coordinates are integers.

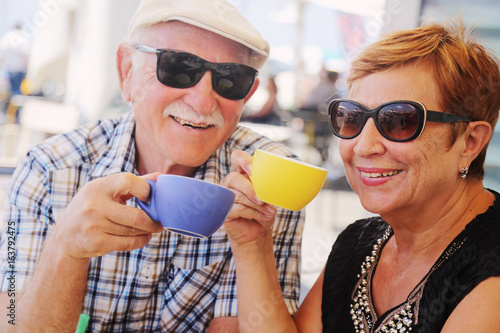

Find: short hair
<box><xmin>347</xmin><ymin>18</ymin><xmax>500</xmax><ymax>180</ymax></box>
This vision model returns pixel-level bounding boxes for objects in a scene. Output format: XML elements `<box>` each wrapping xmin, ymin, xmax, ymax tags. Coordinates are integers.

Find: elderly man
<box><xmin>0</xmin><ymin>0</ymin><xmax>304</xmax><ymax>331</ymax></box>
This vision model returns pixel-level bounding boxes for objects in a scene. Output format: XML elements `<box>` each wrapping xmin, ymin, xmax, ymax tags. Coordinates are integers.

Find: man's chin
<box><xmin>169</xmin><ymin>148</ymin><xmax>215</xmax><ymax>168</ymax></box>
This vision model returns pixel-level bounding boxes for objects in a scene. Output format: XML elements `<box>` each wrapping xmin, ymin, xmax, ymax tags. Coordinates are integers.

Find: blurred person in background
<box><xmin>223</xmin><ymin>18</ymin><xmax>500</xmax><ymax>332</ymax></box>
<box><xmin>240</xmin><ymin>76</ymin><xmax>283</xmax><ymax>125</ymax></box>
<box><xmin>0</xmin><ymin>23</ymin><xmax>29</xmax><ymax>97</ymax></box>
<box><xmin>301</xmin><ymin>67</ymin><xmax>345</xmax><ymax>163</ymax></box>
<box><xmin>0</xmin><ymin>0</ymin><xmax>304</xmax><ymax>331</ymax></box>
<box><xmin>302</xmin><ymin>68</ymin><xmax>341</xmax><ymax>114</ymax></box>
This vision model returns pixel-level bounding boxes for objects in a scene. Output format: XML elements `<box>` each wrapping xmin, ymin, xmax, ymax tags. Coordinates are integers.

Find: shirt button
<box><xmin>131</xmin><ymin>321</ymin><xmax>141</xmax><ymax>331</ymax></box>
<box><xmin>142</xmin><ymin>266</ymin><xmax>154</xmax><ymax>279</ymax></box>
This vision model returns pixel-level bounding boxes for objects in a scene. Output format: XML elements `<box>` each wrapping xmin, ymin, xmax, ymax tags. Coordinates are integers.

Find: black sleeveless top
<box><xmin>322</xmin><ymin>189</ymin><xmax>500</xmax><ymax>332</ymax></box>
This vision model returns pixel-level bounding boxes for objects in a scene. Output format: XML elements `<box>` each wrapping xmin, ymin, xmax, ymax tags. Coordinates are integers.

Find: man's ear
<box><xmin>116</xmin><ymin>43</ymin><xmax>133</xmax><ymax>103</ymax></box>
<box><xmin>460</xmin><ymin>121</ymin><xmax>492</xmax><ymax>165</ymax></box>
<box><xmin>243</xmin><ymin>77</ymin><xmax>260</xmax><ymax>103</ymax></box>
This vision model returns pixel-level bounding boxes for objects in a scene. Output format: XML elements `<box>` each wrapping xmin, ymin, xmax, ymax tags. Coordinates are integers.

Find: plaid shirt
<box><xmin>0</xmin><ymin>111</ymin><xmax>304</xmax><ymax>332</ymax></box>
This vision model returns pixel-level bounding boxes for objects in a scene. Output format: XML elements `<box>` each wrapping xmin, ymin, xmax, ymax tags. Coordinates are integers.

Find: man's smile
<box><xmin>171</xmin><ymin>115</ymin><xmax>212</xmax><ymax>129</ymax></box>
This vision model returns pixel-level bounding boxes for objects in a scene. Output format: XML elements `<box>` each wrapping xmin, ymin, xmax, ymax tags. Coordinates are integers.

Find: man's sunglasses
<box><xmin>134</xmin><ymin>45</ymin><xmax>258</xmax><ymax>100</ymax></box>
<box><xmin>328</xmin><ymin>99</ymin><xmax>472</xmax><ymax>142</ymax></box>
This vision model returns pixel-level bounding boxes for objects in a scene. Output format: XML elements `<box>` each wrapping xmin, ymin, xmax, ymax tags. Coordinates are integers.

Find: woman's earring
<box><xmin>459</xmin><ymin>166</ymin><xmax>469</xmax><ymax>179</ymax></box>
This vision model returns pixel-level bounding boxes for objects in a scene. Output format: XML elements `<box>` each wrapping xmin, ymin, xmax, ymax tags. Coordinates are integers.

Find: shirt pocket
<box><xmin>169</xmin><ymin>229</ymin><xmax>231</xmax><ymax>270</ymax></box>
<box><xmin>161</xmin><ymin>254</ymin><xmax>236</xmax><ymax>331</ymax></box>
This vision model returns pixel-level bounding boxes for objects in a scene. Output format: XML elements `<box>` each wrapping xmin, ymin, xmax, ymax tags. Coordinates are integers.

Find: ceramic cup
<box><xmin>137</xmin><ymin>175</ymin><xmax>236</xmax><ymax>238</ymax></box>
<box><xmin>251</xmin><ymin>149</ymin><xmax>328</xmax><ymax>211</ymax></box>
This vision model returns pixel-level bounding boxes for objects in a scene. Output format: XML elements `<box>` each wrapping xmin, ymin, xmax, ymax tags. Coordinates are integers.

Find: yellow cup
<box><xmin>251</xmin><ymin>149</ymin><xmax>328</xmax><ymax>211</ymax></box>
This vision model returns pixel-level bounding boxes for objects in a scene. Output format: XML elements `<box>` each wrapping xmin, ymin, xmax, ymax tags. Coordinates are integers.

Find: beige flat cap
<box><xmin>128</xmin><ymin>0</ymin><xmax>270</xmax><ymax>69</ymax></box>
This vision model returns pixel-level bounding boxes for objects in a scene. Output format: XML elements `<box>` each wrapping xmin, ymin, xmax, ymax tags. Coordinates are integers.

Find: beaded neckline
<box><xmin>350</xmin><ymin>226</ymin><xmax>466</xmax><ymax>333</ymax></box>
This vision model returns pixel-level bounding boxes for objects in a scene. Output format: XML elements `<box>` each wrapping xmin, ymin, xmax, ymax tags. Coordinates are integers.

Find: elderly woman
<box><xmin>222</xmin><ymin>19</ymin><xmax>500</xmax><ymax>332</ymax></box>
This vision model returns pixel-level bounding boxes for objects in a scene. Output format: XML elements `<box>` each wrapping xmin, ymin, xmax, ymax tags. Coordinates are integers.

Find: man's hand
<box><xmin>221</xmin><ymin>151</ymin><xmax>277</xmax><ymax>246</ymax></box>
<box><xmin>52</xmin><ymin>172</ymin><xmax>164</xmax><ymax>260</ymax></box>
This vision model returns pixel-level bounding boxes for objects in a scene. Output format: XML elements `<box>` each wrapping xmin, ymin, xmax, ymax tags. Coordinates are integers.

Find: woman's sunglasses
<box><xmin>328</xmin><ymin>99</ymin><xmax>472</xmax><ymax>142</ymax></box>
<box><xmin>134</xmin><ymin>45</ymin><xmax>258</xmax><ymax>100</ymax></box>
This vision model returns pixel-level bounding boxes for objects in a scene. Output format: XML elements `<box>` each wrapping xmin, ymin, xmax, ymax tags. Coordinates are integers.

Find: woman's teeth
<box><xmin>361</xmin><ymin>170</ymin><xmax>401</xmax><ymax>178</ymax></box>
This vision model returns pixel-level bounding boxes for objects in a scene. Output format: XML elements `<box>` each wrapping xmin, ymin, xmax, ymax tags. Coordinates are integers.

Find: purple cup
<box><xmin>137</xmin><ymin>175</ymin><xmax>236</xmax><ymax>238</ymax></box>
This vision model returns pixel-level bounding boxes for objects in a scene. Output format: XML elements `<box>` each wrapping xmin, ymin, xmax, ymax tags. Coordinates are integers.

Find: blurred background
<box><xmin>2</xmin><ymin>0</ymin><xmax>500</xmax><ymax>301</ymax></box>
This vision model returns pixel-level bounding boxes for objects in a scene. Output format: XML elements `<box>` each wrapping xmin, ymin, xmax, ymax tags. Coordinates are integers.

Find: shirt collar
<box><xmin>89</xmin><ymin>111</ymin><xmax>137</xmax><ymax>179</ymax></box>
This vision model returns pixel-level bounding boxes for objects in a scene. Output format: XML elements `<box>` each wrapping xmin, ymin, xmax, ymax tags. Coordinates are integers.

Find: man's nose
<box><xmin>182</xmin><ymin>71</ymin><xmax>218</xmax><ymax>114</ymax></box>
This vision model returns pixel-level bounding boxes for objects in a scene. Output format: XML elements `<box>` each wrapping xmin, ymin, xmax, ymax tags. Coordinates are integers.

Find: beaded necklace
<box><xmin>350</xmin><ymin>226</ymin><xmax>465</xmax><ymax>333</ymax></box>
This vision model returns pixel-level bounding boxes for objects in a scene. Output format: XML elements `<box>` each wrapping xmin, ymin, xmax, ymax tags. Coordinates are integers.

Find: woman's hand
<box><xmin>221</xmin><ymin>151</ymin><xmax>300</xmax><ymax>333</ymax></box>
<box><xmin>221</xmin><ymin>150</ymin><xmax>277</xmax><ymax>246</ymax></box>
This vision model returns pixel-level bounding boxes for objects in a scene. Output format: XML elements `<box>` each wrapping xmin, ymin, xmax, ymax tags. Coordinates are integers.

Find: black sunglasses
<box><xmin>134</xmin><ymin>45</ymin><xmax>258</xmax><ymax>100</ymax></box>
<box><xmin>328</xmin><ymin>99</ymin><xmax>472</xmax><ymax>142</ymax></box>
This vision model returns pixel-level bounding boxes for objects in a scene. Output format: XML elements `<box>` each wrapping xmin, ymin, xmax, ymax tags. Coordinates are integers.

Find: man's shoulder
<box><xmin>227</xmin><ymin>125</ymin><xmax>298</xmax><ymax>159</ymax></box>
<box><xmin>24</xmin><ymin>113</ymin><xmax>132</xmax><ymax>172</ymax></box>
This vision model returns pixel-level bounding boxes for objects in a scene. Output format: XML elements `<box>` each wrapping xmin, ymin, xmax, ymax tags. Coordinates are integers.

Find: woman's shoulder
<box><xmin>321</xmin><ymin>217</ymin><xmax>389</xmax><ymax>331</ymax></box>
<box><xmin>465</xmin><ymin>189</ymin><xmax>500</xmax><ymax>258</ymax></box>
<box><xmin>325</xmin><ymin>217</ymin><xmax>389</xmax><ymax>276</ymax></box>
<box><xmin>334</xmin><ymin>216</ymin><xmax>389</xmax><ymax>248</ymax></box>
<box><xmin>416</xmin><ymin>192</ymin><xmax>500</xmax><ymax>330</ymax></box>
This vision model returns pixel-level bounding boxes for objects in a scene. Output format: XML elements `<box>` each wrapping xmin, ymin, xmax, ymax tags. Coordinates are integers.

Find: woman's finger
<box><xmin>231</xmin><ymin>150</ymin><xmax>253</xmax><ymax>175</ymax></box>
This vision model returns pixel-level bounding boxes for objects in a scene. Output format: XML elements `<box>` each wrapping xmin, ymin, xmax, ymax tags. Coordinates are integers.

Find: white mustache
<box><xmin>162</xmin><ymin>101</ymin><xmax>225</xmax><ymax>129</ymax></box>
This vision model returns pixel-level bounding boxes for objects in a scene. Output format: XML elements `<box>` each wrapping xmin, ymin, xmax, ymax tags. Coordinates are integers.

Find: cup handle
<box><xmin>137</xmin><ymin>180</ymin><xmax>159</xmax><ymax>222</ymax></box>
